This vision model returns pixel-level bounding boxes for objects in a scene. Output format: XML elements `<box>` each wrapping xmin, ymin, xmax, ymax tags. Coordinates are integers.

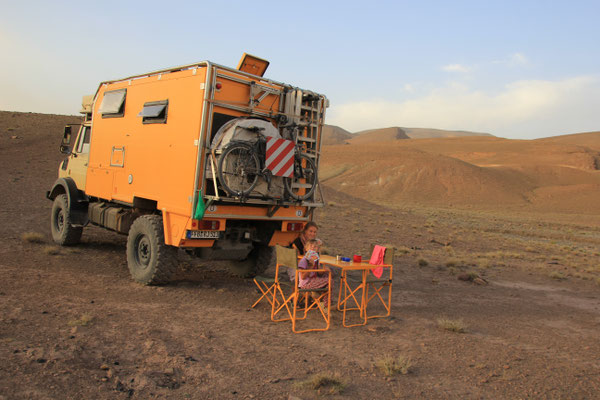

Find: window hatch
<box><xmin>138</xmin><ymin>100</ymin><xmax>168</xmax><ymax>124</ymax></box>
<box><xmin>99</xmin><ymin>89</ymin><xmax>126</xmax><ymax>117</ymax></box>
<box><xmin>139</xmin><ymin>104</ymin><xmax>166</xmax><ymax>117</ymax></box>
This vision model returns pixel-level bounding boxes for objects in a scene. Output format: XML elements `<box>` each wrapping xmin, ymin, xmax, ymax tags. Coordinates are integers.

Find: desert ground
<box><xmin>1</xmin><ymin>111</ymin><xmax>600</xmax><ymax>399</ymax></box>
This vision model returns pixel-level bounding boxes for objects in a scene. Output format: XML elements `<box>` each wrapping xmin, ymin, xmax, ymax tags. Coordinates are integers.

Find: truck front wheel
<box><xmin>126</xmin><ymin>215</ymin><xmax>177</xmax><ymax>285</ymax></box>
<box><xmin>50</xmin><ymin>194</ymin><xmax>83</xmax><ymax>245</ymax></box>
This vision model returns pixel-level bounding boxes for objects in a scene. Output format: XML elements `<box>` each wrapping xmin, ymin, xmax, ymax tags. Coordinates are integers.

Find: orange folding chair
<box><xmin>251</xmin><ymin>275</ymin><xmax>277</xmax><ymax>309</ymax></box>
<box><xmin>271</xmin><ymin>246</ymin><xmax>331</xmax><ymax>333</ymax></box>
<box><xmin>364</xmin><ymin>245</ymin><xmax>395</xmax><ymax>320</ymax></box>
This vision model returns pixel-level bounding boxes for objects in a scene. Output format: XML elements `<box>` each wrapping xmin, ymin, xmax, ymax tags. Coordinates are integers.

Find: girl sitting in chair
<box><xmin>298</xmin><ymin>239</ymin><xmax>330</xmax><ymax>306</ymax></box>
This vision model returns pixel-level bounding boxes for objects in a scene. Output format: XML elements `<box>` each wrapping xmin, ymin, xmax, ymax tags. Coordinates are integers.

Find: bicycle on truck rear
<box><xmin>217</xmin><ymin>123</ymin><xmax>317</xmax><ymax>201</ymax></box>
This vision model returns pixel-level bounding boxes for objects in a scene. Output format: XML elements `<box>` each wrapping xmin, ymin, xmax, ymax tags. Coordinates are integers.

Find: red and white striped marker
<box><xmin>265</xmin><ymin>137</ymin><xmax>295</xmax><ymax>177</ymax></box>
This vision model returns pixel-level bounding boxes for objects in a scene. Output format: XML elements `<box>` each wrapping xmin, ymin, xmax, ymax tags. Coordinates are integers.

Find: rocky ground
<box><xmin>1</xmin><ymin>111</ymin><xmax>599</xmax><ymax>399</ymax></box>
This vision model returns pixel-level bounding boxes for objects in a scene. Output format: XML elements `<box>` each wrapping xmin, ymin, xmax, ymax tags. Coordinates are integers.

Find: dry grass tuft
<box><xmin>445</xmin><ymin>258</ymin><xmax>459</xmax><ymax>268</ymax></box>
<box><xmin>417</xmin><ymin>258</ymin><xmax>429</xmax><ymax>267</ymax></box>
<box><xmin>437</xmin><ymin>317</ymin><xmax>467</xmax><ymax>333</ymax></box>
<box><xmin>68</xmin><ymin>314</ymin><xmax>94</xmax><ymax>327</ymax></box>
<box><xmin>549</xmin><ymin>271</ymin><xmax>567</xmax><ymax>280</ymax></box>
<box><xmin>376</xmin><ymin>355</ymin><xmax>412</xmax><ymax>376</ymax></box>
<box><xmin>395</xmin><ymin>246</ymin><xmax>411</xmax><ymax>255</ymax></box>
<box><xmin>43</xmin><ymin>246</ymin><xmax>60</xmax><ymax>255</ymax></box>
<box><xmin>21</xmin><ymin>232</ymin><xmax>45</xmax><ymax>244</ymax></box>
<box><xmin>466</xmin><ymin>271</ymin><xmax>480</xmax><ymax>280</ymax></box>
<box><xmin>297</xmin><ymin>373</ymin><xmax>345</xmax><ymax>395</ymax></box>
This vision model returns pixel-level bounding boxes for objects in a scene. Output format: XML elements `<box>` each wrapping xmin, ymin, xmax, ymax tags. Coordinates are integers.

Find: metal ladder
<box><xmin>282</xmin><ymin>89</ymin><xmax>323</xmax><ymax>157</ymax></box>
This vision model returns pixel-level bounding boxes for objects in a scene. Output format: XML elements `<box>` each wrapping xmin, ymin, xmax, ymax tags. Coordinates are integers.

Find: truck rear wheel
<box><xmin>50</xmin><ymin>194</ymin><xmax>83</xmax><ymax>245</ymax></box>
<box><xmin>229</xmin><ymin>244</ymin><xmax>274</xmax><ymax>278</ymax></box>
<box><xmin>126</xmin><ymin>215</ymin><xmax>177</xmax><ymax>285</ymax></box>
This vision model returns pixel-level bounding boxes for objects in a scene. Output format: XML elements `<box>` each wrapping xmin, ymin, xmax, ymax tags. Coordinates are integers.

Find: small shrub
<box><xmin>445</xmin><ymin>258</ymin><xmax>459</xmax><ymax>268</ymax></box>
<box><xmin>437</xmin><ymin>317</ymin><xmax>467</xmax><ymax>333</ymax></box>
<box><xmin>417</xmin><ymin>258</ymin><xmax>429</xmax><ymax>267</ymax></box>
<box><xmin>376</xmin><ymin>355</ymin><xmax>412</xmax><ymax>376</ymax></box>
<box><xmin>396</xmin><ymin>246</ymin><xmax>411</xmax><ymax>255</ymax></box>
<box><xmin>43</xmin><ymin>246</ymin><xmax>60</xmax><ymax>255</ymax></box>
<box><xmin>549</xmin><ymin>271</ymin><xmax>566</xmax><ymax>280</ymax></box>
<box><xmin>466</xmin><ymin>271</ymin><xmax>479</xmax><ymax>280</ymax></box>
<box><xmin>21</xmin><ymin>232</ymin><xmax>45</xmax><ymax>243</ymax></box>
<box><xmin>68</xmin><ymin>314</ymin><xmax>94</xmax><ymax>327</ymax></box>
<box><xmin>297</xmin><ymin>373</ymin><xmax>345</xmax><ymax>395</ymax></box>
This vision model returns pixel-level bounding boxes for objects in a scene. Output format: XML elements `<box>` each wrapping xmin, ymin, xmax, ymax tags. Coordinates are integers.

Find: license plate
<box><xmin>186</xmin><ymin>230</ymin><xmax>220</xmax><ymax>239</ymax></box>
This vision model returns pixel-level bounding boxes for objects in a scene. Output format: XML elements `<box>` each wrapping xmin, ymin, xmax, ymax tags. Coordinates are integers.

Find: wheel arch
<box><xmin>46</xmin><ymin>177</ymin><xmax>89</xmax><ymax>226</ymax></box>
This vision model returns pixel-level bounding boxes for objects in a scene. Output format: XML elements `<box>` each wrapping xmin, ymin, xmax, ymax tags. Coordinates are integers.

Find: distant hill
<box><xmin>320</xmin><ymin>132</ymin><xmax>600</xmax><ymax>213</ymax></box>
<box><xmin>402</xmin><ymin>127</ymin><xmax>493</xmax><ymax>139</ymax></box>
<box><xmin>535</xmin><ymin>131</ymin><xmax>600</xmax><ymax>152</ymax></box>
<box><xmin>321</xmin><ymin>125</ymin><xmax>493</xmax><ymax>146</ymax></box>
<box><xmin>321</xmin><ymin>124</ymin><xmax>352</xmax><ymax>145</ymax></box>
<box><xmin>350</xmin><ymin>127</ymin><xmax>410</xmax><ymax>144</ymax></box>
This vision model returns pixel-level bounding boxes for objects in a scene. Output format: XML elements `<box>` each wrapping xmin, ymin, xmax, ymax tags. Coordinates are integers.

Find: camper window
<box><xmin>139</xmin><ymin>100</ymin><xmax>168</xmax><ymax>124</ymax></box>
<box><xmin>99</xmin><ymin>89</ymin><xmax>126</xmax><ymax>118</ymax></box>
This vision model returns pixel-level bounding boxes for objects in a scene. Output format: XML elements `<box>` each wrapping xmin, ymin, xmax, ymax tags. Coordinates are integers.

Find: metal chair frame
<box><xmin>271</xmin><ymin>246</ymin><xmax>331</xmax><ymax>333</ymax></box>
<box><xmin>364</xmin><ymin>245</ymin><xmax>394</xmax><ymax>320</ymax></box>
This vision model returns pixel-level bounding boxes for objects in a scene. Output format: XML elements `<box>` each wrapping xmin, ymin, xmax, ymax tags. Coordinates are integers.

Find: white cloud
<box><xmin>327</xmin><ymin>75</ymin><xmax>600</xmax><ymax>139</ymax></box>
<box><xmin>491</xmin><ymin>52</ymin><xmax>531</xmax><ymax>68</ymax></box>
<box><xmin>442</xmin><ymin>63</ymin><xmax>471</xmax><ymax>73</ymax></box>
<box><xmin>508</xmin><ymin>52</ymin><xmax>530</xmax><ymax>67</ymax></box>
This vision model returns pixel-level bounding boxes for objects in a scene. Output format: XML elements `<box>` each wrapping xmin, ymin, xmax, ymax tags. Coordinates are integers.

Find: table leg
<box><xmin>341</xmin><ymin>269</ymin><xmax>369</xmax><ymax>327</ymax></box>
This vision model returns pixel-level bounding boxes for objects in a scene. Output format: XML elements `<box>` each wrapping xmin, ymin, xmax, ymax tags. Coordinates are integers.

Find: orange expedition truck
<box><xmin>47</xmin><ymin>54</ymin><xmax>327</xmax><ymax>284</ymax></box>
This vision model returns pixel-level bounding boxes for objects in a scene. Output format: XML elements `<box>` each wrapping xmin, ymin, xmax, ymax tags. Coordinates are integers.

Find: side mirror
<box><xmin>60</xmin><ymin>126</ymin><xmax>72</xmax><ymax>154</ymax></box>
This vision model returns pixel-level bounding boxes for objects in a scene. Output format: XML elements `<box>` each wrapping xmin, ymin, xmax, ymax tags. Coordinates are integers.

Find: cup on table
<box><xmin>353</xmin><ymin>255</ymin><xmax>362</xmax><ymax>263</ymax></box>
<box><xmin>336</xmin><ymin>255</ymin><xmax>341</xmax><ymax>262</ymax></box>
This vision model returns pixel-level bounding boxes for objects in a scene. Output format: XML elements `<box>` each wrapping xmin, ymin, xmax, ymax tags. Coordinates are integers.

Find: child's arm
<box><xmin>315</xmin><ymin>262</ymin><xmax>329</xmax><ymax>276</ymax></box>
<box><xmin>298</xmin><ymin>258</ymin><xmax>310</xmax><ymax>279</ymax></box>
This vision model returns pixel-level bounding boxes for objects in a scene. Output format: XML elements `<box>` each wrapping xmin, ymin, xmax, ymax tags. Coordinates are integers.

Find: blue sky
<box><xmin>1</xmin><ymin>0</ymin><xmax>599</xmax><ymax>139</ymax></box>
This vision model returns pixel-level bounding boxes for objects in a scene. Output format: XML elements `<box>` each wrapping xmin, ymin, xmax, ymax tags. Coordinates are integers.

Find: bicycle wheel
<box><xmin>218</xmin><ymin>142</ymin><xmax>260</xmax><ymax>197</ymax></box>
<box><xmin>284</xmin><ymin>153</ymin><xmax>317</xmax><ymax>201</ymax></box>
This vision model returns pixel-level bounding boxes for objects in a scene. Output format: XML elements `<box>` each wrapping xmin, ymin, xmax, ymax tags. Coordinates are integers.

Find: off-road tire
<box><xmin>218</xmin><ymin>142</ymin><xmax>260</xmax><ymax>197</ymax></box>
<box><xmin>228</xmin><ymin>244</ymin><xmax>274</xmax><ymax>278</ymax></box>
<box><xmin>126</xmin><ymin>215</ymin><xmax>177</xmax><ymax>285</ymax></box>
<box><xmin>284</xmin><ymin>153</ymin><xmax>317</xmax><ymax>201</ymax></box>
<box><xmin>50</xmin><ymin>194</ymin><xmax>83</xmax><ymax>245</ymax></box>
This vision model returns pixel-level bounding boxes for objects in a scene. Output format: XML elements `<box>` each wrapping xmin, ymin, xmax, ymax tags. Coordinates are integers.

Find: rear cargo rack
<box><xmin>204</xmin><ymin>195</ymin><xmax>325</xmax><ymax>208</ymax></box>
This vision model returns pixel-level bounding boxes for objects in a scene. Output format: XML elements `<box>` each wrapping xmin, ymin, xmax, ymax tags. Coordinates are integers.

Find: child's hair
<box><xmin>306</xmin><ymin>239</ymin><xmax>321</xmax><ymax>249</ymax></box>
